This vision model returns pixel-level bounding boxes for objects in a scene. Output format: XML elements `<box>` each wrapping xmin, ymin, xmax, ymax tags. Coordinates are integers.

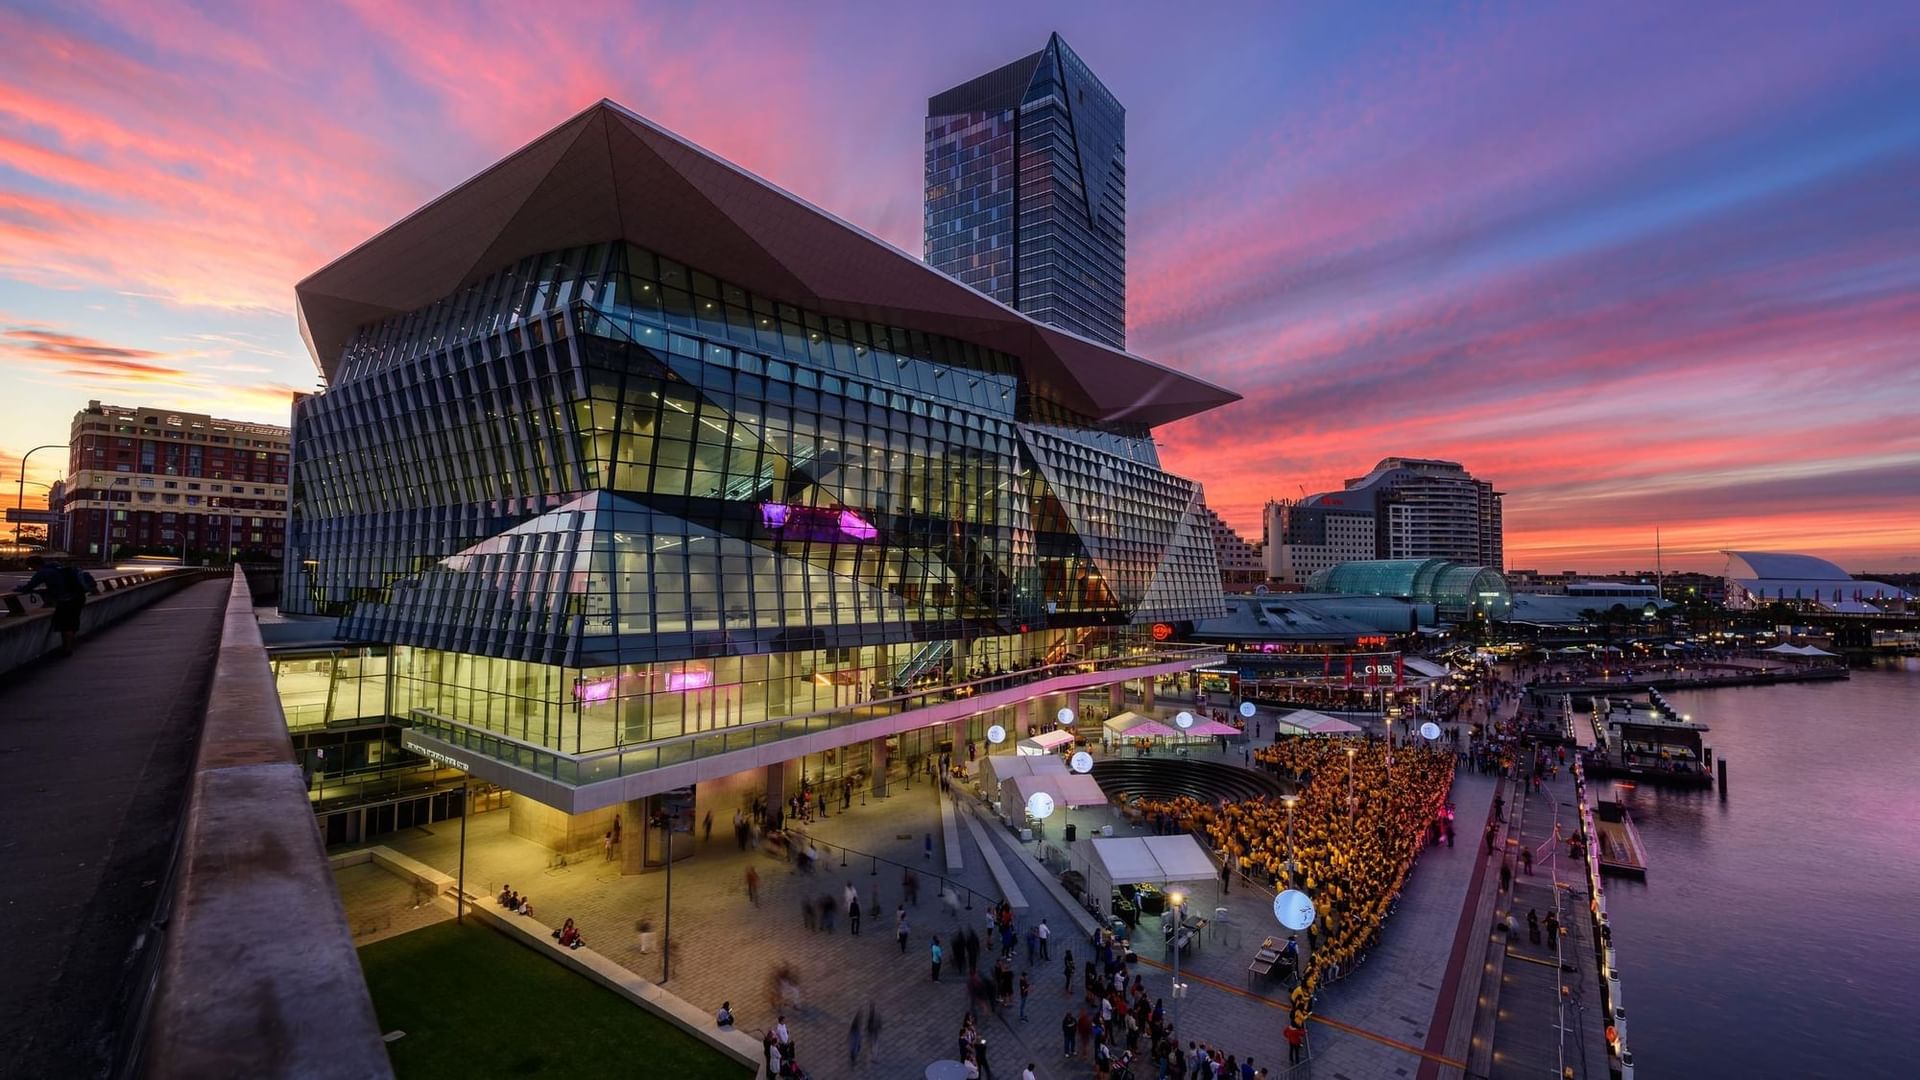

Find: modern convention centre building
<box><xmin>282</xmin><ymin>100</ymin><xmax>1236</xmax><ymax>860</ymax></box>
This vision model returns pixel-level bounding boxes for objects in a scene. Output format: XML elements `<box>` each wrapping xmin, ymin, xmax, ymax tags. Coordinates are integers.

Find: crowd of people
<box><xmin>1136</xmin><ymin>737</ymin><xmax>1455</xmax><ymax>1017</ymax></box>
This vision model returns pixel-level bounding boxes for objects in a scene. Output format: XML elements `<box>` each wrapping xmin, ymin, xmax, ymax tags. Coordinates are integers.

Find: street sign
<box><xmin>4</xmin><ymin>508</ymin><xmax>57</xmax><ymax>524</ymax></box>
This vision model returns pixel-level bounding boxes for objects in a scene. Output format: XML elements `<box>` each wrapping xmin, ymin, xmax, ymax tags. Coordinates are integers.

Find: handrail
<box><xmin>406</xmin><ymin>645</ymin><xmax>1225</xmax><ymax>787</ymax></box>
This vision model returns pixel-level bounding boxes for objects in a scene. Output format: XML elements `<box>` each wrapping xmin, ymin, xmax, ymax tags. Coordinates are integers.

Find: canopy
<box><xmin>979</xmin><ymin>752</ymin><xmax>1066</xmax><ymax>791</ymax></box>
<box><xmin>1002</xmin><ymin>771</ymin><xmax>1108</xmax><ymax>821</ymax></box>
<box><xmin>1402</xmin><ymin>656</ymin><xmax>1450</xmax><ymax>679</ymax></box>
<box><xmin>1274</xmin><ymin>709</ymin><xmax>1362</xmax><ymax>736</ymax></box>
<box><xmin>1556</xmin><ymin>646</ymin><xmax>1591</xmax><ymax>655</ymax></box>
<box><xmin>1183</xmin><ymin>718</ymin><xmax>1241</xmax><ymax>737</ymax></box>
<box><xmin>1018</xmin><ymin>728</ymin><xmax>1076</xmax><ymax>754</ymax></box>
<box><xmin>1074</xmin><ymin>834</ymin><xmax>1218</xmax><ymax>915</ymax></box>
<box><xmin>1761</xmin><ymin>643</ymin><xmax>1803</xmax><ymax>655</ymax></box>
<box><xmin>1795</xmin><ymin>644</ymin><xmax>1837</xmax><ymax>657</ymax></box>
<box><xmin>1103</xmin><ymin>712</ymin><xmax>1180</xmax><ymax>740</ymax></box>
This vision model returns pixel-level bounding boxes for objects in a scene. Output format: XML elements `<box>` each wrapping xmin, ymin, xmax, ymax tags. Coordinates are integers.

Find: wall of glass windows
<box><xmin>289</xmin><ymin>242</ymin><xmax>1224</xmax><ymax>674</ymax></box>
<box><xmin>391</xmin><ymin>627</ymin><xmax>1143</xmax><ymax>756</ymax></box>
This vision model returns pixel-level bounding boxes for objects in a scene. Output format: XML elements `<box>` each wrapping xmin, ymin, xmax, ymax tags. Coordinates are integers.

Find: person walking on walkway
<box><xmin>1545</xmin><ymin>910</ymin><xmax>1560</xmax><ymax>949</ymax></box>
<box><xmin>1485</xmin><ymin>823</ymin><xmax>1498</xmax><ymax>854</ymax></box>
<box><xmin>925</xmin><ymin>833</ymin><xmax>934</xmax><ymax>861</ymax></box>
<box><xmin>1063</xmin><ymin>948</ymin><xmax>1074</xmax><ymax>995</ymax></box>
<box><xmin>1019</xmin><ymin>971</ymin><xmax>1032</xmax><ymax>1021</ymax></box>
<box><xmin>897</xmin><ymin>906</ymin><xmax>910</xmax><ymax>953</ymax></box>
<box><xmin>1062</xmin><ymin>1011</ymin><xmax>1077</xmax><ymax>1057</ymax></box>
<box><xmin>931</xmin><ymin>935</ymin><xmax>944</xmax><ymax>980</ymax></box>
<box><xmin>1527</xmin><ymin>908</ymin><xmax>1541</xmax><ymax>945</ymax></box>
<box><xmin>746</xmin><ymin>866</ymin><xmax>759</xmax><ymax>906</ymax></box>
<box><xmin>15</xmin><ymin>555</ymin><xmax>92</xmax><ymax>657</ymax></box>
<box><xmin>846</xmin><ymin>882</ymin><xmax>861</xmax><ymax>934</ymax></box>
<box><xmin>847</xmin><ymin>1013</ymin><xmax>862</xmax><ymax>1068</ymax></box>
<box><xmin>1038</xmin><ymin>919</ymin><xmax>1051</xmax><ymax>959</ymax></box>
<box><xmin>1500</xmin><ymin>862</ymin><xmax>1512</xmax><ymax>893</ymax></box>
<box><xmin>865</xmin><ymin>1004</ymin><xmax>882</xmax><ymax>1059</ymax></box>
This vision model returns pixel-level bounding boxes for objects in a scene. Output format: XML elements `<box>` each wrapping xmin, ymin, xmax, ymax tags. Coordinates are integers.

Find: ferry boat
<box><xmin>1584</xmin><ymin>690</ymin><xmax>1714</xmax><ymax>789</ymax></box>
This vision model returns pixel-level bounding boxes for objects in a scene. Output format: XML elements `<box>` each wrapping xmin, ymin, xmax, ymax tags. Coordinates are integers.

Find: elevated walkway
<box><xmin>0</xmin><ymin>577</ymin><xmax>231</xmax><ymax>1076</ymax></box>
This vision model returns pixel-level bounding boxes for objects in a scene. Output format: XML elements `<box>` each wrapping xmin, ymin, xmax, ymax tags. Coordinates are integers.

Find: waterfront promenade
<box><xmin>0</xmin><ymin>578</ymin><xmax>231</xmax><ymax>1076</ymax></box>
<box><xmin>348</xmin><ymin>734</ymin><xmax>1500</xmax><ymax>1079</ymax></box>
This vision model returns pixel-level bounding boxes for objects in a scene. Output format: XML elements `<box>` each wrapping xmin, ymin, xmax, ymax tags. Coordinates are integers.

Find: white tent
<box><xmin>1018</xmin><ymin>728</ymin><xmax>1077</xmax><ymax>755</ymax></box>
<box><xmin>1103</xmin><ymin>712</ymin><xmax>1180</xmax><ymax>741</ymax></box>
<box><xmin>1761</xmin><ymin>643</ymin><xmax>1803</xmax><ymax>655</ymax></box>
<box><xmin>1794</xmin><ymin>644</ymin><xmax>1838</xmax><ymax>657</ymax></box>
<box><xmin>979</xmin><ymin>752</ymin><xmax>1066</xmax><ymax>792</ymax></box>
<box><xmin>1182</xmin><ymin>718</ymin><xmax>1241</xmax><ymax>738</ymax></box>
<box><xmin>1275</xmin><ymin>709</ymin><xmax>1362</xmax><ymax>735</ymax></box>
<box><xmin>1304</xmin><ymin>715</ymin><xmax>1363</xmax><ymax>735</ymax></box>
<box><xmin>1074</xmin><ymin>834</ymin><xmax>1219</xmax><ymax>916</ymax></box>
<box><xmin>1403</xmin><ymin>656</ymin><xmax>1450</xmax><ymax>679</ymax></box>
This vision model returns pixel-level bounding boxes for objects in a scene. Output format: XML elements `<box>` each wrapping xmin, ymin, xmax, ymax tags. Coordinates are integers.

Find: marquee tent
<box><xmin>1103</xmin><ymin>712</ymin><xmax>1181</xmax><ymax>741</ymax></box>
<box><xmin>1073</xmin><ymin>834</ymin><xmax>1219</xmax><ymax>917</ymax></box>
<box><xmin>1019</xmin><ymin>728</ymin><xmax>1077</xmax><ymax>755</ymax></box>
<box><xmin>979</xmin><ymin>752</ymin><xmax>1066</xmax><ymax>792</ymax></box>
<box><xmin>1181</xmin><ymin>718</ymin><xmax>1242</xmax><ymax>738</ymax></box>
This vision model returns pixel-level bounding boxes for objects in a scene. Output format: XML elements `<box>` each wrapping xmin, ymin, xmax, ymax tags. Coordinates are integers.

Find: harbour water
<box><xmin>1594</xmin><ymin>660</ymin><xmax>1920</xmax><ymax>1078</ymax></box>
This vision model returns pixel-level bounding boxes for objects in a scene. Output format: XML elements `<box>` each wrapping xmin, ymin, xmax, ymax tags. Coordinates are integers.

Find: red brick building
<box><xmin>63</xmin><ymin>401</ymin><xmax>290</xmax><ymax>563</ymax></box>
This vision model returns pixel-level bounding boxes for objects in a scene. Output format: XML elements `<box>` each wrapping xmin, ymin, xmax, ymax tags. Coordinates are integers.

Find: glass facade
<box><xmin>288</xmin><ymin>239</ymin><xmax>1223</xmax><ymax>765</ymax></box>
<box><xmin>926</xmin><ymin>33</ymin><xmax>1126</xmax><ymax>349</ymax></box>
<box><xmin>1306</xmin><ymin>559</ymin><xmax>1512</xmax><ymax>621</ymax></box>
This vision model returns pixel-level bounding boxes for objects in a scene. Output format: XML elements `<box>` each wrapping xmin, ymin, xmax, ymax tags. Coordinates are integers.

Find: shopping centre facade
<box><xmin>283</xmin><ymin>101</ymin><xmax>1234</xmax><ymax>853</ymax></box>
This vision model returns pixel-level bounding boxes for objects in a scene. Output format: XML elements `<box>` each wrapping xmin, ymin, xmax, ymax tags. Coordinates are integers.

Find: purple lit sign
<box><xmin>758</xmin><ymin>502</ymin><xmax>881</xmax><ymax>544</ymax></box>
<box><xmin>667</xmin><ymin>670</ymin><xmax>713</xmax><ymax>692</ymax></box>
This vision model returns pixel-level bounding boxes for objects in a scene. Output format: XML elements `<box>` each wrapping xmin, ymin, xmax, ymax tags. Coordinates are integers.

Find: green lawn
<box><xmin>358</xmin><ymin>920</ymin><xmax>751</xmax><ymax>1080</ymax></box>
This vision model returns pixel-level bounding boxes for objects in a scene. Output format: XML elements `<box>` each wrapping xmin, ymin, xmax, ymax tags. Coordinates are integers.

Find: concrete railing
<box><xmin>0</xmin><ymin>569</ymin><xmax>215</xmax><ymax>679</ymax></box>
<box><xmin>139</xmin><ymin>573</ymin><xmax>392</xmax><ymax>1078</ymax></box>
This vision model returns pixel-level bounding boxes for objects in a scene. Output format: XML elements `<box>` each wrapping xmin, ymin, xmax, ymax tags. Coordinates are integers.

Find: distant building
<box><xmin>63</xmin><ymin>401</ymin><xmax>290</xmax><ymax>562</ymax></box>
<box><xmin>1723</xmin><ymin>551</ymin><xmax>1911</xmax><ymax>613</ymax></box>
<box><xmin>1266</xmin><ymin>457</ymin><xmax>1503</xmax><ymax>583</ymax></box>
<box><xmin>925</xmin><ymin>33</ymin><xmax>1126</xmax><ymax>348</ymax></box>
<box><xmin>1201</xmin><ymin>506</ymin><xmax>1265</xmax><ymax>591</ymax></box>
<box><xmin>1265</xmin><ymin>498</ymin><xmax>1375</xmax><ymax>585</ymax></box>
<box><xmin>1306</xmin><ymin>558</ymin><xmax>1511</xmax><ymax>623</ymax></box>
<box><xmin>1507</xmin><ymin>582</ymin><xmax>1674</xmax><ymax>625</ymax></box>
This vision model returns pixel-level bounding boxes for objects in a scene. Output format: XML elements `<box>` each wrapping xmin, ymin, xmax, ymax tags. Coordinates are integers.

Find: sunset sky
<box><xmin>2</xmin><ymin>0</ymin><xmax>1916</xmax><ymax>571</ymax></box>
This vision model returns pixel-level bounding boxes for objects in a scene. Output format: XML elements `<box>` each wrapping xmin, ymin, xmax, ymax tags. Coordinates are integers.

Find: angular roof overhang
<box><xmin>296</xmin><ymin>100</ymin><xmax>1239</xmax><ymax>427</ymax></box>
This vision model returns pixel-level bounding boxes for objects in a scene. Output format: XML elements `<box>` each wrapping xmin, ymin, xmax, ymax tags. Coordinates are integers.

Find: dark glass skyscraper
<box><xmin>926</xmin><ymin>33</ymin><xmax>1126</xmax><ymax>349</ymax></box>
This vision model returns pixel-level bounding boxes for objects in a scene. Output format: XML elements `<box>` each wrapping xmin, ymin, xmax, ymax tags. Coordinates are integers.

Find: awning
<box><xmin>1019</xmin><ymin>728</ymin><xmax>1077</xmax><ymax>753</ymax></box>
<box><xmin>1074</xmin><ymin>834</ymin><xmax>1220</xmax><ymax>915</ymax></box>
<box><xmin>1104</xmin><ymin>712</ymin><xmax>1180</xmax><ymax>739</ymax></box>
<box><xmin>1402</xmin><ymin>656</ymin><xmax>1449</xmax><ymax>679</ymax></box>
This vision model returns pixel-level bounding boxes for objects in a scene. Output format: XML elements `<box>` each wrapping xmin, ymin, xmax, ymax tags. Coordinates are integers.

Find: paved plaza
<box><xmin>335</xmin><ymin>727</ymin><xmax>1503</xmax><ymax>1080</ymax></box>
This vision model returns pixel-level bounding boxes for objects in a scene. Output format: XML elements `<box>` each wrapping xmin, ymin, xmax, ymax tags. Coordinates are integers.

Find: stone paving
<box><xmin>353</xmin><ymin>734</ymin><xmax>1499</xmax><ymax>1080</ymax></box>
<box><xmin>335</xmin><ymin>862</ymin><xmax>452</xmax><ymax>946</ymax></box>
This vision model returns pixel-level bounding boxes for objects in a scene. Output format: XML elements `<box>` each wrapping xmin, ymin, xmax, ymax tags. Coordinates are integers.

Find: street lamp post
<box><xmin>1281</xmin><ymin>794</ymin><xmax>1299</xmax><ymax>886</ymax></box>
<box><xmin>1168</xmin><ymin>890</ymin><xmax>1185</xmax><ymax>1036</ymax></box>
<box><xmin>12</xmin><ymin>444</ymin><xmax>66</xmax><ymax>556</ymax></box>
<box><xmin>1346</xmin><ymin>746</ymin><xmax>1357</xmax><ymax>835</ymax></box>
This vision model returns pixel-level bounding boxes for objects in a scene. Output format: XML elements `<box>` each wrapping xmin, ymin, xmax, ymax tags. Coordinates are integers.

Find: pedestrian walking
<box><xmin>846</xmin><ymin>882</ymin><xmax>862</xmax><ymax>935</ymax></box>
<box><xmin>925</xmin><ymin>833</ymin><xmax>934</xmax><ymax>861</ymax></box>
<box><xmin>847</xmin><ymin>1014</ymin><xmax>862</xmax><ymax>1068</ymax></box>
<box><xmin>1500</xmin><ymin>863</ymin><xmax>1512</xmax><ymax>892</ymax></box>
<box><xmin>897</xmin><ymin>906</ymin><xmax>910</xmax><ymax>953</ymax></box>
<box><xmin>1038</xmin><ymin>918</ymin><xmax>1051</xmax><ymax>959</ymax></box>
<box><xmin>931</xmin><ymin>936</ymin><xmax>943</xmax><ymax>980</ymax></box>
<box><xmin>1485</xmin><ymin>823</ymin><xmax>1498</xmax><ymax>854</ymax></box>
<box><xmin>903</xmin><ymin>870</ymin><xmax>920</xmax><ymax>907</ymax></box>
<box><xmin>1020</xmin><ymin>971</ymin><xmax>1032</xmax><ymax>1020</ymax></box>
<box><xmin>1062</xmin><ymin>1011</ymin><xmax>1077</xmax><ymax>1057</ymax></box>
<box><xmin>1527</xmin><ymin>908</ymin><xmax>1541</xmax><ymax>945</ymax></box>
<box><xmin>1545</xmin><ymin>910</ymin><xmax>1560</xmax><ymax>947</ymax></box>
<box><xmin>1063</xmin><ymin>948</ymin><xmax>1074</xmax><ymax>994</ymax></box>
<box><xmin>603</xmin><ymin>830</ymin><xmax>615</xmax><ymax>861</ymax></box>
<box><xmin>802</xmin><ymin>897</ymin><xmax>816</xmax><ymax>931</ymax></box>
<box><xmin>1522</xmin><ymin>848</ymin><xmax>1534</xmax><ymax>875</ymax></box>
<box><xmin>865</xmin><ymin>1004</ymin><xmax>882</xmax><ymax>1058</ymax></box>
<box><xmin>745</xmin><ymin>866</ymin><xmax>759</xmax><ymax>906</ymax></box>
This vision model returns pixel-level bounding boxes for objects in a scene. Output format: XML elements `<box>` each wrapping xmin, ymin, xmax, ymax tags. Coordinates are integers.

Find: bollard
<box><xmin>1717</xmin><ymin>757</ymin><xmax>1728</xmax><ymax>799</ymax></box>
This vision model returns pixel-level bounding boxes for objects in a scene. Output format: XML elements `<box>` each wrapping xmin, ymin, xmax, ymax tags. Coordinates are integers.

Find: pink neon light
<box><xmin>575</xmin><ymin>677</ymin><xmax>617</xmax><ymax>704</ymax></box>
<box><xmin>760</xmin><ymin>502</ymin><xmax>790</xmax><ymax>528</ymax></box>
<box><xmin>837</xmin><ymin>509</ymin><xmax>878</xmax><ymax>540</ymax></box>
<box><xmin>668</xmin><ymin>670</ymin><xmax>713</xmax><ymax>692</ymax></box>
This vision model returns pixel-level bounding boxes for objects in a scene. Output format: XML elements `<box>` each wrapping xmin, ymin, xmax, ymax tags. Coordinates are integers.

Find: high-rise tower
<box><xmin>925</xmin><ymin>33</ymin><xmax>1126</xmax><ymax>349</ymax></box>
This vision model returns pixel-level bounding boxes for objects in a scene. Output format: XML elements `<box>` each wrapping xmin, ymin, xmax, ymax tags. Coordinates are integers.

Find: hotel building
<box><xmin>282</xmin><ymin>101</ymin><xmax>1233</xmax><ymax>855</ymax></box>
<box><xmin>62</xmin><ymin>401</ymin><xmax>290</xmax><ymax>562</ymax></box>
